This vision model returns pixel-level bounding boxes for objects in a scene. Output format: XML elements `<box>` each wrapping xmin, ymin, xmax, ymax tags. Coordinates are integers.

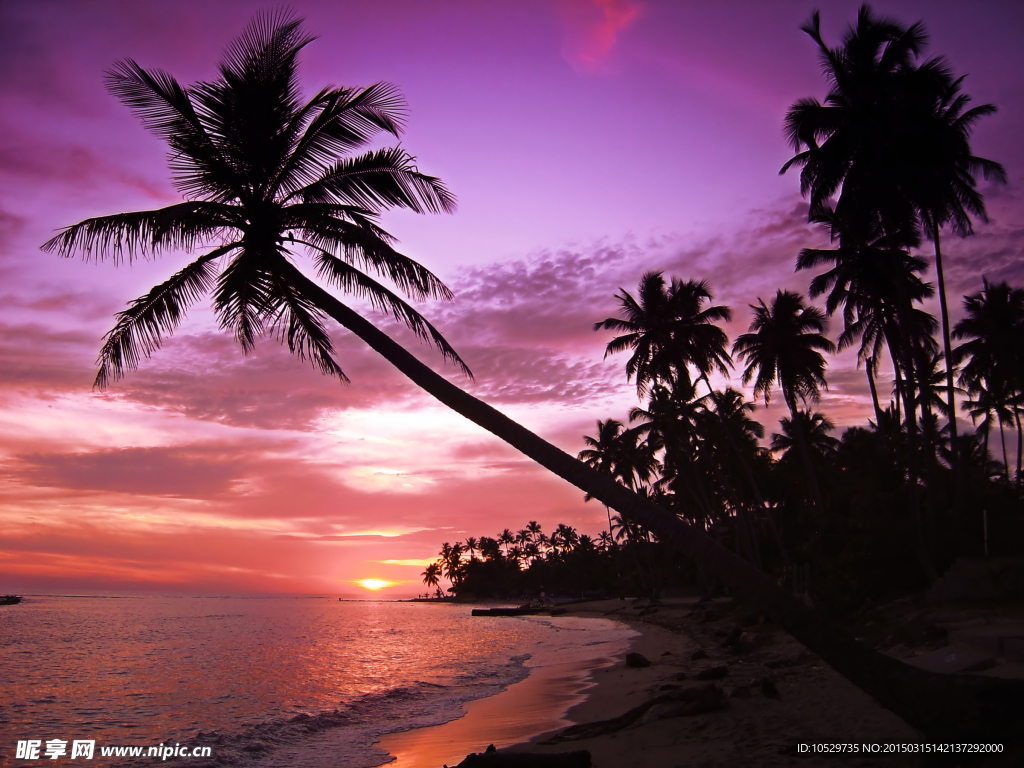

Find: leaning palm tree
<box><xmin>42</xmin><ymin>12</ymin><xmax>1024</xmax><ymax>743</ymax></box>
<box><xmin>733</xmin><ymin>290</ymin><xmax>836</xmax><ymax>511</ymax></box>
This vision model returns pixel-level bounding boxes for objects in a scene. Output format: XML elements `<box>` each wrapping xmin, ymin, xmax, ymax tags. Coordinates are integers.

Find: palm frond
<box><xmin>94</xmin><ymin>245</ymin><xmax>234</xmax><ymax>389</ymax></box>
<box><xmin>272</xmin><ymin>82</ymin><xmax>408</xmax><ymax>197</ymax></box>
<box><xmin>292</xmin><ymin>216</ymin><xmax>453</xmax><ymax>302</ymax></box>
<box><xmin>295</xmin><ymin>147</ymin><xmax>456</xmax><ymax>214</ymax></box>
<box><xmin>105</xmin><ymin>61</ymin><xmax>241</xmax><ymax>201</ymax></box>
<box><xmin>213</xmin><ymin>250</ymin><xmax>275</xmax><ymax>353</ymax></box>
<box><xmin>264</xmin><ymin>274</ymin><xmax>349</xmax><ymax>382</ymax></box>
<box><xmin>309</xmin><ymin>250</ymin><xmax>471</xmax><ymax>378</ymax></box>
<box><xmin>42</xmin><ymin>202</ymin><xmax>238</xmax><ymax>263</ymax></box>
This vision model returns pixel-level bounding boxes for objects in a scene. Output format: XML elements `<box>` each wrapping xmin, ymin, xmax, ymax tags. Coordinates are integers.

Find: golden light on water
<box><xmin>356</xmin><ymin>579</ymin><xmax>393</xmax><ymax>590</ymax></box>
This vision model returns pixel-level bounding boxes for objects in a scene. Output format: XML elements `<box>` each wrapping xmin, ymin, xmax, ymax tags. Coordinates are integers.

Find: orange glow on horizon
<box><xmin>356</xmin><ymin>578</ymin><xmax>394</xmax><ymax>591</ymax></box>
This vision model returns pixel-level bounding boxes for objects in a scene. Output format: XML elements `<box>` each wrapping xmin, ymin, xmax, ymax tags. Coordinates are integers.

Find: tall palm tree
<box><xmin>782</xmin><ymin>4</ymin><xmax>1005</xmax><ymax>469</ymax></box>
<box><xmin>905</xmin><ymin>74</ymin><xmax>1006</xmax><ymax>462</ymax></box>
<box><xmin>733</xmin><ymin>290</ymin><xmax>836</xmax><ymax>510</ymax></box>
<box><xmin>44</xmin><ymin>12</ymin><xmax>1024</xmax><ymax>740</ymax></box>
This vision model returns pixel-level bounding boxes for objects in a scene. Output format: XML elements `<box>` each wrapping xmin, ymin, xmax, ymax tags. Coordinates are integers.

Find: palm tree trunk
<box><xmin>1016</xmin><ymin>410</ymin><xmax>1023</xmax><ymax>498</ymax></box>
<box><xmin>866</xmin><ymin>356</ymin><xmax>884</xmax><ymax>429</ymax></box>
<box><xmin>933</xmin><ymin>227</ymin><xmax>960</xmax><ymax>483</ymax></box>
<box><xmin>1000</xmin><ymin>418</ymin><xmax>1010</xmax><ymax>483</ymax></box>
<box><xmin>288</xmin><ymin>263</ymin><xmax>1024</xmax><ymax>743</ymax></box>
<box><xmin>786</xmin><ymin>397</ymin><xmax>826</xmax><ymax>513</ymax></box>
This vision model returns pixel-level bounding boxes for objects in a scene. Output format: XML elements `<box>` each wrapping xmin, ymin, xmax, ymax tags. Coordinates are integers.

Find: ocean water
<box><xmin>0</xmin><ymin>596</ymin><xmax>633</xmax><ymax>767</ymax></box>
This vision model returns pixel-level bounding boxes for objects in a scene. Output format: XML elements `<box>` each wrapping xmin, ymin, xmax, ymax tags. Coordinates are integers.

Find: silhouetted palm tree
<box><xmin>596</xmin><ymin>272</ymin><xmax>731</xmax><ymax>396</ymax></box>
<box><xmin>421</xmin><ymin>562</ymin><xmax>441</xmax><ymax>594</ymax></box>
<box><xmin>771</xmin><ymin>410</ymin><xmax>840</xmax><ymax>460</ymax></box>
<box><xmin>782</xmin><ymin>4</ymin><xmax>1005</xmax><ymax>468</ymax></box>
<box><xmin>954</xmin><ymin>280</ymin><xmax>1024</xmax><ymax>488</ymax></box>
<box><xmin>44</xmin><ymin>11</ymin><xmax>1023</xmax><ymax>740</ymax></box>
<box><xmin>962</xmin><ymin>381</ymin><xmax>1013</xmax><ymax>481</ymax></box>
<box><xmin>579</xmin><ymin>418</ymin><xmax>658</xmax><ymax>535</ymax></box>
<box><xmin>498</xmin><ymin>529</ymin><xmax>515</xmax><ymax>558</ymax></box>
<box><xmin>733</xmin><ymin>290</ymin><xmax>836</xmax><ymax>510</ymax></box>
<box><xmin>906</xmin><ymin>74</ymin><xmax>1006</xmax><ymax>461</ymax></box>
<box><xmin>797</xmin><ymin>213</ymin><xmax>935</xmax><ymax>429</ymax></box>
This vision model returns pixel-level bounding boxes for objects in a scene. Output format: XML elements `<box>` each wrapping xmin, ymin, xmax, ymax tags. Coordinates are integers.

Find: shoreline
<box><xmin>373</xmin><ymin>613</ymin><xmax>635</xmax><ymax>768</ymax></box>
<box><xmin>375</xmin><ymin>596</ymin><xmax>1024</xmax><ymax>767</ymax></box>
<box><xmin>493</xmin><ymin>597</ymin><xmax>925</xmax><ymax>767</ymax></box>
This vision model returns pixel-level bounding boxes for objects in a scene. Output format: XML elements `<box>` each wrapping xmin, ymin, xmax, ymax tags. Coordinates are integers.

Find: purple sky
<box><xmin>1</xmin><ymin>0</ymin><xmax>1022</xmax><ymax>595</ymax></box>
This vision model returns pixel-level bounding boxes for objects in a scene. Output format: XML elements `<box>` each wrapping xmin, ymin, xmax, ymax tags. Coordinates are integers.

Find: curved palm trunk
<box><xmin>932</xmin><ymin>227</ymin><xmax>960</xmax><ymax>484</ymax></box>
<box><xmin>866</xmin><ymin>357</ymin><xmax>884</xmax><ymax>430</ymax></box>
<box><xmin>288</xmin><ymin>263</ymin><xmax>1024</xmax><ymax>744</ymax></box>
<box><xmin>999</xmin><ymin>417</ymin><xmax>1010</xmax><ymax>482</ymax></box>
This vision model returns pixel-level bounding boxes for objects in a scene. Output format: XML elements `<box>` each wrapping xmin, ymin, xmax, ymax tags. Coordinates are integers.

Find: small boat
<box><xmin>471</xmin><ymin>606</ymin><xmax>544</xmax><ymax>617</ymax></box>
<box><xmin>1</xmin><ymin>595</ymin><xmax>22</xmax><ymax>605</ymax></box>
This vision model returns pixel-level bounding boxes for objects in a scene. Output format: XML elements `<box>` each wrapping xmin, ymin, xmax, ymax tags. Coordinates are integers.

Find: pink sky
<box><xmin>1</xmin><ymin>0</ymin><xmax>1022</xmax><ymax>596</ymax></box>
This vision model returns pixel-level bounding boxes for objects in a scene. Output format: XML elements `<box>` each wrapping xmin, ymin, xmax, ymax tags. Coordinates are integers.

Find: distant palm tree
<box><xmin>962</xmin><ymin>380</ymin><xmax>1013</xmax><ymax>480</ymax></box>
<box><xmin>525</xmin><ymin>521</ymin><xmax>543</xmax><ymax>542</ymax></box>
<box><xmin>733</xmin><ymin>290</ymin><xmax>836</xmax><ymax>510</ymax></box>
<box><xmin>421</xmin><ymin>562</ymin><xmax>441</xmax><ymax>594</ymax></box>
<box><xmin>497</xmin><ymin>529</ymin><xmax>515</xmax><ymax>558</ymax></box>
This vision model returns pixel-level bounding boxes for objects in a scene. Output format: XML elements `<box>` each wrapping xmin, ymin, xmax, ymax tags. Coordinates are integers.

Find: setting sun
<box><xmin>356</xmin><ymin>579</ymin><xmax>394</xmax><ymax>591</ymax></box>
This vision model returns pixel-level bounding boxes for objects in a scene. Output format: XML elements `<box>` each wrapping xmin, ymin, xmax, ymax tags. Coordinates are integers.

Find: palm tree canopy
<box><xmin>595</xmin><ymin>271</ymin><xmax>731</xmax><ymax>395</ymax></box>
<box><xmin>781</xmin><ymin>5</ymin><xmax>1005</xmax><ymax>240</ymax></box>
<box><xmin>578</xmin><ymin>418</ymin><xmax>658</xmax><ymax>493</ymax></box>
<box><xmin>42</xmin><ymin>11</ymin><xmax>469</xmax><ymax>388</ymax></box>
<box><xmin>771</xmin><ymin>410</ymin><xmax>839</xmax><ymax>458</ymax></box>
<box><xmin>733</xmin><ymin>290</ymin><xmax>836</xmax><ymax>408</ymax></box>
<box><xmin>953</xmin><ymin>278</ymin><xmax>1024</xmax><ymax>392</ymax></box>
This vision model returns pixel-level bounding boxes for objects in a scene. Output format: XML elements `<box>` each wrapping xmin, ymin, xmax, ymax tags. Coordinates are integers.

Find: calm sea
<box><xmin>0</xmin><ymin>596</ymin><xmax>632</xmax><ymax>767</ymax></box>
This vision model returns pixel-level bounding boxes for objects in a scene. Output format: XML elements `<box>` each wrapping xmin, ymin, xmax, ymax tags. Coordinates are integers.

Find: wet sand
<box><xmin>374</xmin><ymin>614</ymin><xmax>635</xmax><ymax>768</ymax></box>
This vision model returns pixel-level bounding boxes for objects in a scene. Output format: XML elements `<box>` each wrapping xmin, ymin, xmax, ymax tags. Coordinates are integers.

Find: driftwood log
<box><xmin>542</xmin><ymin>683</ymin><xmax>728</xmax><ymax>743</ymax></box>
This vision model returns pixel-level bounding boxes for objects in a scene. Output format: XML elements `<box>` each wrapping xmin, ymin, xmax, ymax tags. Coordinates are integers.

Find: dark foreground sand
<box><xmin>378</xmin><ymin>597</ymin><xmax>1023</xmax><ymax>767</ymax></box>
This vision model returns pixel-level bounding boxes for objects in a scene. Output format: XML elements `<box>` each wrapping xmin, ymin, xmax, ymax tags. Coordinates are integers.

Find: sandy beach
<box><xmin>378</xmin><ymin>596</ymin><xmax>1024</xmax><ymax>768</ymax></box>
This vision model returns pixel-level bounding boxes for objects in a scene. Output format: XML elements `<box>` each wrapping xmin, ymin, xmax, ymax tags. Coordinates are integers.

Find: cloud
<box><xmin>559</xmin><ymin>0</ymin><xmax>642</xmax><ymax>73</ymax></box>
<box><xmin>8</xmin><ymin>445</ymin><xmax>252</xmax><ymax>498</ymax></box>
